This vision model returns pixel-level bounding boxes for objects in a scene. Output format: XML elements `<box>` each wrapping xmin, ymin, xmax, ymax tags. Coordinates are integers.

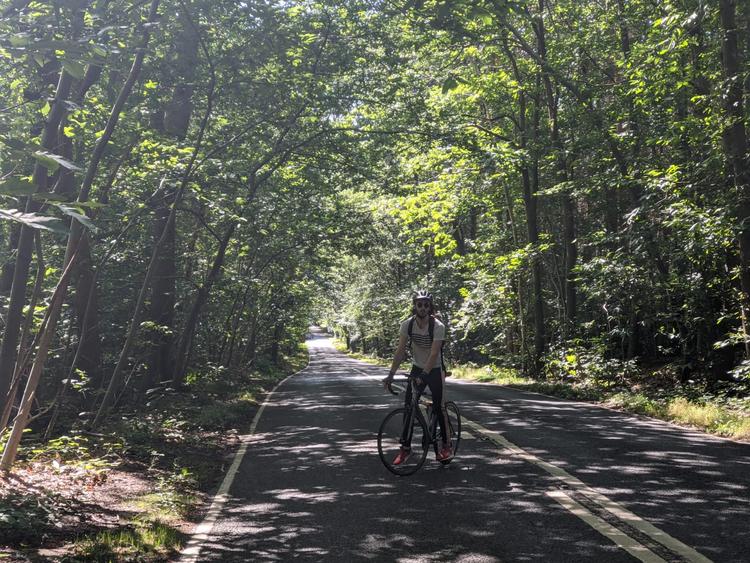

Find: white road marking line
<box><xmin>463</xmin><ymin>419</ymin><xmax>713</xmax><ymax>563</ymax></box>
<box><xmin>546</xmin><ymin>490</ymin><xmax>667</xmax><ymax>563</ymax></box>
<box><xmin>179</xmin><ymin>365</ymin><xmax>309</xmax><ymax>562</ymax></box>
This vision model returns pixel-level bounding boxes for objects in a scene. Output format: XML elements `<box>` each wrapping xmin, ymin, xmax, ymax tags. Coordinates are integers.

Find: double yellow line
<box><xmin>462</xmin><ymin>418</ymin><xmax>712</xmax><ymax>563</ymax></box>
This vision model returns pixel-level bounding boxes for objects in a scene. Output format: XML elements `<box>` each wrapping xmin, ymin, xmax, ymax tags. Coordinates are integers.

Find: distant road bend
<box><xmin>180</xmin><ymin>330</ymin><xmax>750</xmax><ymax>562</ymax></box>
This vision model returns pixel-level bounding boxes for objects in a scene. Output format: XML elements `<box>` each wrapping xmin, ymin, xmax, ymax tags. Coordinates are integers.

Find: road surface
<box><xmin>180</xmin><ymin>332</ymin><xmax>750</xmax><ymax>562</ymax></box>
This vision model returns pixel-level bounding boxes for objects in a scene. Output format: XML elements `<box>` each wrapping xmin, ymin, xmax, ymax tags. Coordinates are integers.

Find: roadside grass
<box><xmin>70</xmin><ymin>518</ymin><xmax>183</xmax><ymax>562</ymax></box>
<box><xmin>336</xmin><ymin>344</ymin><xmax>750</xmax><ymax>441</ymax></box>
<box><xmin>603</xmin><ymin>393</ymin><xmax>750</xmax><ymax>440</ymax></box>
<box><xmin>332</xmin><ymin>339</ymin><xmax>389</xmax><ymax>367</ymax></box>
<box><xmin>452</xmin><ymin>365</ymin><xmax>606</xmax><ymax>401</ymax></box>
<box><xmin>131</xmin><ymin>469</ymin><xmax>198</xmax><ymax>520</ymax></box>
<box><xmin>68</xmin><ymin>471</ymin><xmax>194</xmax><ymax>561</ymax></box>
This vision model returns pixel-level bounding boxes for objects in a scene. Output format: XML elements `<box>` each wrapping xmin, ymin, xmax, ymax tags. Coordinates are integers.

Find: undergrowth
<box><xmin>339</xmin><ymin>340</ymin><xmax>750</xmax><ymax>441</ymax></box>
<box><xmin>3</xmin><ymin>344</ymin><xmax>309</xmax><ymax>560</ymax></box>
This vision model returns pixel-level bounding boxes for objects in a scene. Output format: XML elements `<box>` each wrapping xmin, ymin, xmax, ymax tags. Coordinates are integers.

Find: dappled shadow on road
<box><xmin>455</xmin><ymin>381</ymin><xmax>750</xmax><ymax>562</ymax></box>
<box><xmin>193</xmin><ymin>336</ymin><xmax>632</xmax><ymax>562</ymax></box>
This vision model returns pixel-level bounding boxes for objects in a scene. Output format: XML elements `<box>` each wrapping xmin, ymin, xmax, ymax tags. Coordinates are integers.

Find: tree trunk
<box><xmin>719</xmin><ymin>0</ymin><xmax>750</xmax><ymax>346</ymax></box>
<box><xmin>270</xmin><ymin>324</ymin><xmax>282</xmax><ymax>364</ymax></box>
<box><xmin>535</xmin><ymin>0</ymin><xmax>576</xmax><ymax>329</ymax></box>
<box><xmin>0</xmin><ymin>225</ymin><xmax>20</xmax><ymax>294</ymax></box>
<box><xmin>164</xmin><ymin>10</ymin><xmax>199</xmax><ymax>139</ymax></box>
<box><xmin>172</xmin><ymin>223</ymin><xmax>237</xmax><ymax>384</ymax></box>
<box><xmin>504</xmin><ymin>36</ymin><xmax>545</xmax><ymax>372</ymax></box>
<box><xmin>145</xmin><ymin>183</ymin><xmax>176</xmax><ymax>388</ymax></box>
<box><xmin>73</xmin><ymin>234</ymin><xmax>102</xmax><ymax>386</ymax></box>
<box><xmin>0</xmin><ymin>69</ymin><xmax>75</xmax><ymax>419</ymax></box>
<box><xmin>146</xmin><ymin>9</ymin><xmax>200</xmax><ymax>386</ymax></box>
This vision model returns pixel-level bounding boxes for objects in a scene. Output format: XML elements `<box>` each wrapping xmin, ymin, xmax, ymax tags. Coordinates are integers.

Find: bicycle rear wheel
<box><xmin>437</xmin><ymin>401</ymin><xmax>461</xmax><ymax>464</ymax></box>
<box><xmin>377</xmin><ymin>407</ymin><xmax>428</xmax><ymax>476</ymax></box>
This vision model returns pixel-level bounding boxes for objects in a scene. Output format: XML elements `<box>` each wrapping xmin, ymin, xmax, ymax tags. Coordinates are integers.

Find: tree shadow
<box><xmin>191</xmin><ymin>340</ymin><xmax>637</xmax><ymax>562</ymax></box>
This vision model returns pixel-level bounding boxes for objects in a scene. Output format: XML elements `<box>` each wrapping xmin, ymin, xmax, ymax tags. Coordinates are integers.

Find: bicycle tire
<box><xmin>438</xmin><ymin>401</ymin><xmax>461</xmax><ymax>464</ymax></box>
<box><xmin>377</xmin><ymin>407</ymin><xmax>428</xmax><ymax>476</ymax></box>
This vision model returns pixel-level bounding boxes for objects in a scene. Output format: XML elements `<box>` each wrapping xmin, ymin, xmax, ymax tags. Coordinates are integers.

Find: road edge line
<box><xmin>178</xmin><ymin>359</ymin><xmax>310</xmax><ymax>562</ymax></box>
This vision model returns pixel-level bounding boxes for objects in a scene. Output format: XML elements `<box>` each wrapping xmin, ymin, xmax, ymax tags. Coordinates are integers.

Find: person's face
<box><xmin>415</xmin><ymin>299</ymin><xmax>431</xmax><ymax>317</ymax></box>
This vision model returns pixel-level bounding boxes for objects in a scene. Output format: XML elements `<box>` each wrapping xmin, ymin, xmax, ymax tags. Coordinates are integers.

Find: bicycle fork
<box><xmin>400</xmin><ymin>403</ymin><xmax>416</xmax><ymax>448</ymax></box>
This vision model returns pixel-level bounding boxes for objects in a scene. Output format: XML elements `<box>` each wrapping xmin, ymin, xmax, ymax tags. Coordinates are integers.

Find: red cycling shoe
<box><xmin>436</xmin><ymin>444</ymin><xmax>453</xmax><ymax>462</ymax></box>
<box><xmin>393</xmin><ymin>448</ymin><xmax>411</xmax><ymax>465</ymax></box>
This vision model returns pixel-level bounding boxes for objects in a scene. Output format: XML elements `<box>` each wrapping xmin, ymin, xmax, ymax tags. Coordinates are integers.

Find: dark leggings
<box><xmin>400</xmin><ymin>365</ymin><xmax>449</xmax><ymax>449</ymax></box>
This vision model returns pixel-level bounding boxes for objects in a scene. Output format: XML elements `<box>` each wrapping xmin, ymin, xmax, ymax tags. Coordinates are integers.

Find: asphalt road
<box><xmin>181</xmin><ymin>332</ymin><xmax>750</xmax><ymax>562</ymax></box>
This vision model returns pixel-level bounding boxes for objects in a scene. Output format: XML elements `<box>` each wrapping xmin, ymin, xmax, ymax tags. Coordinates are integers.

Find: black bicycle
<box><xmin>378</xmin><ymin>376</ymin><xmax>462</xmax><ymax>476</ymax></box>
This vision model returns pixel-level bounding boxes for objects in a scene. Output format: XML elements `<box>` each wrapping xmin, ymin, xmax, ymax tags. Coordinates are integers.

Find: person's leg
<box><xmin>399</xmin><ymin>365</ymin><xmax>425</xmax><ymax>449</ymax></box>
<box><xmin>424</xmin><ymin>368</ymin><xmax>450</xmax><ymax>448</ymax></box>
<box><xmin>400</xmin><ymin>374</ymin><xmax>413</xmax><ymax>449</ymax></box>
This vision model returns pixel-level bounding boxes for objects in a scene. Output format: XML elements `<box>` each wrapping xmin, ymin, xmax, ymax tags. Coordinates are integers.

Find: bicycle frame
<box><xmin>400</xmin><ymin>376</ymin><xmax>442</xmax><ymax>451</ymax></box>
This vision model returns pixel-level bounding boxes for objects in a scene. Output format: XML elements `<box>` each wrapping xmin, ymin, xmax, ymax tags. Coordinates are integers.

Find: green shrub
<box><xmin>606</xmin><ymin>392</ymin><xmax>665</xmax><ymax>417</ymax></box>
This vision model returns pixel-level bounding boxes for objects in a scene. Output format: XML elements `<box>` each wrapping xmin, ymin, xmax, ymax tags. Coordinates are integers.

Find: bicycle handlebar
<box><xmin>383</xmin><ymin>373</ymin><xmax>425</xmax><ymax>396</ymax></box>
<box><xmin>383</xmin><ymin>378</ymin><xmax>399</xmax><ymax>395</ymax></box>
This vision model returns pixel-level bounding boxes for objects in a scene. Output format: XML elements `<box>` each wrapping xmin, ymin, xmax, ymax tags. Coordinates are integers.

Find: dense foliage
<box><xmin>318</xmin><ymin>0</ymin><xmax>750</xmax><ymax>391</ymax></box>
<box><xmin>0</xmin><ymin>0</ymin><xmax>748</xmax><ymax>468</ymax></box>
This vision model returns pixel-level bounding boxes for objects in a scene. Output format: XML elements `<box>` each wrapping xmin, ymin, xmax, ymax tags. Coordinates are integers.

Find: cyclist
<box><xmin>383</xmin><ymin>290</ymin><xmax>452</xmax><ymax>464</ymax></box>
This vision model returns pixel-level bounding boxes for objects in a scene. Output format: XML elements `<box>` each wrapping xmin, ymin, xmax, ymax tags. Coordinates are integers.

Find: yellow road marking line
<box><xmin>463</xmin><ymin>419</ymin><xmax>712</xmax><ymax>563</ymax></box>
<box><xmin>546</xmin><ymin>490</ymin><xmax>667</xmax><ymax>563</ymax></box>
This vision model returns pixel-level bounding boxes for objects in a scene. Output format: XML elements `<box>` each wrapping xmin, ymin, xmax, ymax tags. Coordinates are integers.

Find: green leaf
<box><xmin>91</xmin><ymin>44</ymin><xmax>108</xmax><ymax>58</ymax></box>
<box><xmin>63</xmin><ymin>59</ymin><xmax>86</xmax><ymax>80</ymax></box>
<box><xmin>32</xmin><ymin>194</ymin><xmax>104</xmax><ymax>209</ymax></box>
<box><xmin>468</xmin><ymin>7</ymin><xmax>493</xmax><ymax>25</ymax></box>
<box><xmin>0</xmin><ymin>178</ymin><xmax>36</xmax><ymax>196</ymax></box>
<box><xmin>1</xmin><ymin>138</ymin><xmax>30</xmax><ymax>151</ymax></box>
<box><xmin>0</xmin><ymin>209</ymin><xmax>67</xmax><ymax>234</ymax></box>
<box><xmin>55</xmin><ymin>204</ymin><xmax>97</xmax><ymax>232</ymax></box>
<box><xmin>33</xmin><ymin>151</ymin><xmax>82</xmax><ymax>172</ymax></box>
<box><xmin>31</xmin><ymin>193</ymin><xmax>71</xmax><ymax>203</ymax></box>
<box><xmin>9</xmin><ymin>34</ymin><xmax>31</xmax><ymax>47</ymax></box>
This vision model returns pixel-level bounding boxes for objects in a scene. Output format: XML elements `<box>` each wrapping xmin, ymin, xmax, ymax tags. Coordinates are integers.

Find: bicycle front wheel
<box><xmin>438</xmin><ymin>401</ymin><xmax>461</xmax><ymax>464</ymax></box>
<box><xmin>377</xmin><ymin>407</ymin><xmax>428</xmax><ymax>476</ymax></box>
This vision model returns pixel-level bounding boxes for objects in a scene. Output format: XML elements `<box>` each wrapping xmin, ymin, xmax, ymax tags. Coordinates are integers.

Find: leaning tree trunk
<box><xmin>0</xmin><ymin>257</ymin><xmax>77</xmax><ymax>469</ymax></box>
<box><xmin>0</xmin><ymin>67</ymin><xmax>75</xmax><ymax>420</ymax></box>
<box><xmin>0</xmin><ymin>1</ymin><xmax>162</xmax><ymax>466</ymax></box>
<box><xmin>0</xmin><ymin>233</ymin><xmax>45</xmax><ymax>431</ymax></box>
<box><xmin>171</xmin><ymin>223</ymin><xmax>236</xmax><ymax>385</ymax></box>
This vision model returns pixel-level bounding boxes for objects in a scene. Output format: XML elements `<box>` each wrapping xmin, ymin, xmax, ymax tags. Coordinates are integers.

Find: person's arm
<box><xmin>384</xmin><ymin>334</ymin><xmax>408</xmax><ymax>385</ymax></box>
<box><xmin>422</xmin><ymin>338</ymin><xmax>443</xmax><ymax>374</ymax></box>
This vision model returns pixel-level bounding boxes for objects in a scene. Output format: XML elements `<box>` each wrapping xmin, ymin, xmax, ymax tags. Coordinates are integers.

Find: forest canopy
<box><xmin>0</xmin><ymin>0</ymin><xmax>748</xmax><ymax>467</ymax></box>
